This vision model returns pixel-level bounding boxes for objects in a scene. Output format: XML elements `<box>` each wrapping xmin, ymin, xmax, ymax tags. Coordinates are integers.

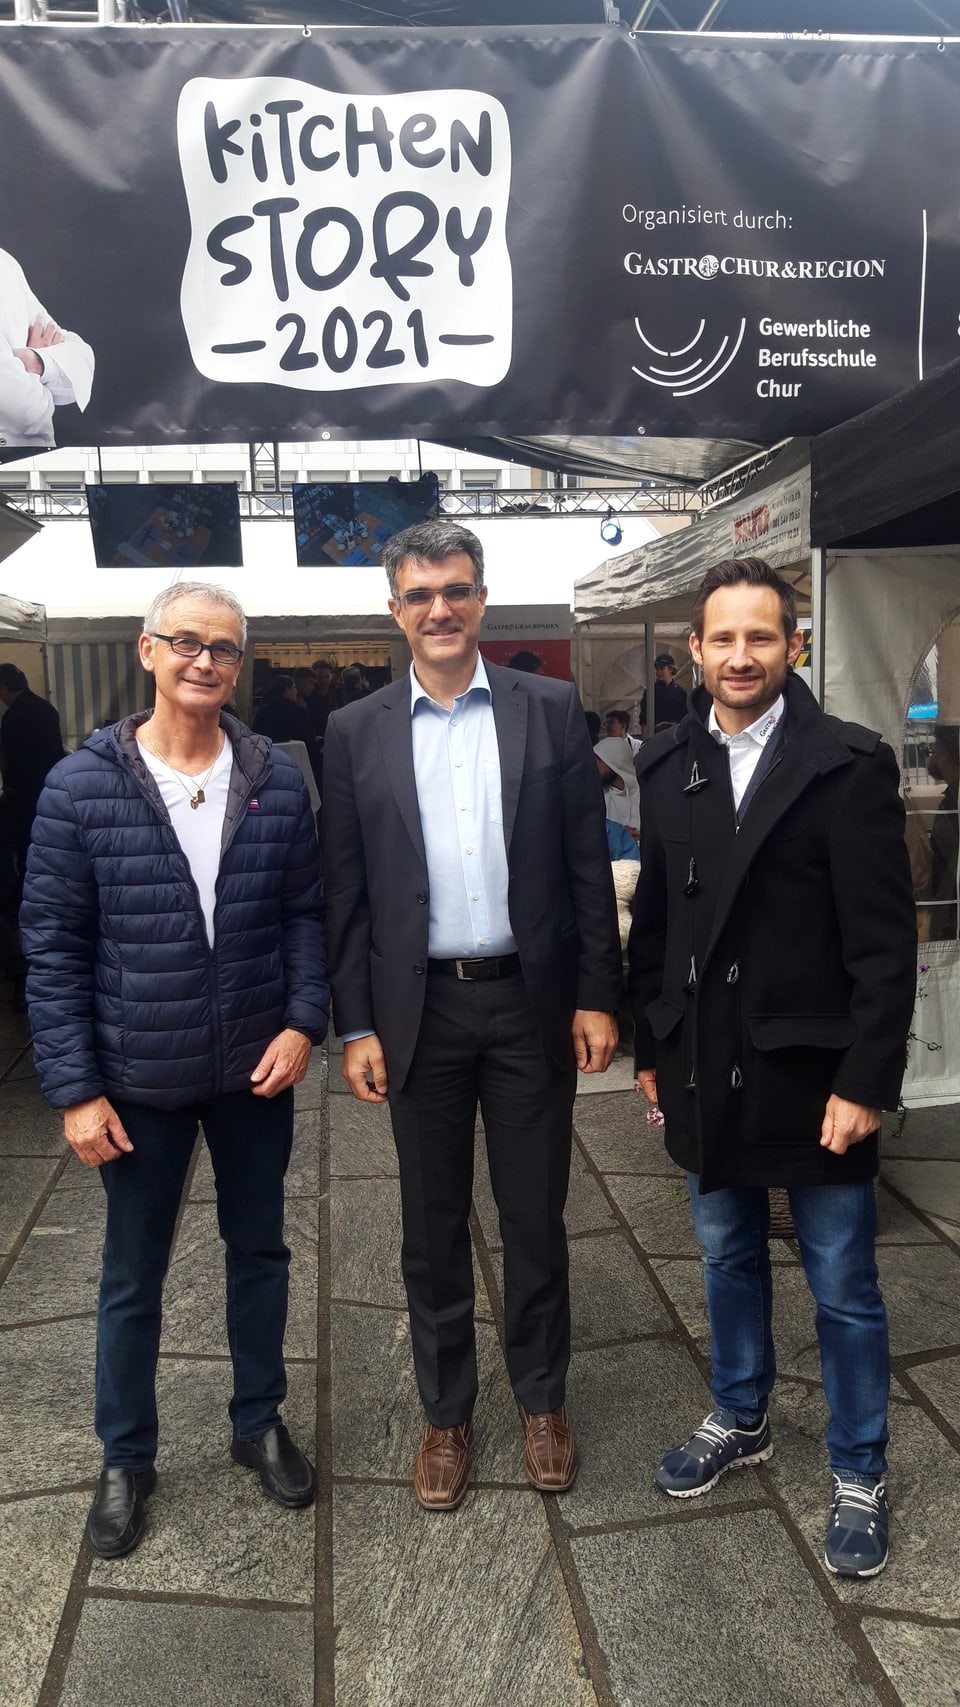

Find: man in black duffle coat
<box><xmin>323</xmin><ymin>520</ymin><xmax>622</xmax><ymax>1511</ymax></box>
<box><xmin>629</xmin><ymin>556</ymin><xmax>917</xmax><ymax>1581</ymax></box>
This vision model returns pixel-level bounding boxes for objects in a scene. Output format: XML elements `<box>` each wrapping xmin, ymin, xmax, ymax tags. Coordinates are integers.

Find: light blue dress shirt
<box><xmin>410</xmin><ymin>655</ymin><xmax>517</xmax><ymax>958</ymax></box>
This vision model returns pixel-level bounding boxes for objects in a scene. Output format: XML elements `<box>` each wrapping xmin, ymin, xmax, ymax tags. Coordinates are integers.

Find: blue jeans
<box><xmin>687</xmin><ymin>1176</ymin><xmax>889</xmax><ymax>1475</ymax></box>
<box><xmin>96</xmin><ymin>1089</ymin><xmax>294</xmax><ymax>1470</ymax></box>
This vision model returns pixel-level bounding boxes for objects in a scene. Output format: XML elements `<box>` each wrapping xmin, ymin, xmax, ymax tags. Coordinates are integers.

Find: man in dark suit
<box><xmin>0</xmin><ymin>662</ymin><xmax>65</xmax><ymax>885</ymax></box>
<box><xmin>629</xmin><ymin>557</ymin><xmax>917</xmax><ymax>1579</ymax></box>
<box><xmin>323</xmin><ymin>520</ymin><xmax>622</xmax><ymax>1510</ymax></box>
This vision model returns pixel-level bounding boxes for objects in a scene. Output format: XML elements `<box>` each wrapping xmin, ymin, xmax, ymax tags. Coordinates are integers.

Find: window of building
<box><xmin>903</xmin><ymin>612</ymin><xmax>960</xmax><ymax>943</ymax></box>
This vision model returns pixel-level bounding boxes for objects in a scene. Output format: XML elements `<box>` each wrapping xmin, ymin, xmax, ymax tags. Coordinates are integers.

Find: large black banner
<box><xmin>0</xmin><ymin>26</ymin><xmax>958</xmax><ymax>449</ymax></box>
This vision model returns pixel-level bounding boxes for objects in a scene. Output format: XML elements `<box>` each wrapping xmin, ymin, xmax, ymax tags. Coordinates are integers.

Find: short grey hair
<box><xmin>143</xmin><ymin>581</ymin><xmax>247</xmax><ymax>649</ymax></box>
<box><xmin>380</xmin><ymin>520</ymin><xmax>484</xmax><ymax>600</ymax></box>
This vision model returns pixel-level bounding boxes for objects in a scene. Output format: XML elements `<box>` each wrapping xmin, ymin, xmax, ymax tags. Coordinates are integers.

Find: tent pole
<box><xmin>644</xmin><ymin>618</ymin><xmax>657</xmax><ymax>737</ymax></box>
<box><xmin>810</xmin><ymin>547</ymin><xmax>826</xmax><ymax>708</ymax></box>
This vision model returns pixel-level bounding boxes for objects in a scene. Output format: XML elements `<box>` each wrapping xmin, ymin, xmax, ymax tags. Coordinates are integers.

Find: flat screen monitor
<box><xmin>292</xmin><ymin>477</ymin><xmax>440</xmax><ymax>568</ymax></box>
<box><xmin>86</xmin><ymin>483</ymin><xmax>243</xmax><ymax>570</ymax></box>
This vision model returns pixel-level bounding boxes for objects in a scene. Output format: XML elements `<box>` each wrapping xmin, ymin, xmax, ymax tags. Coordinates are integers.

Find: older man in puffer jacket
<box><xmin>21</xmin><ymin>581</ymin><xmax>328</xmax><ymax>1560</ymax></box>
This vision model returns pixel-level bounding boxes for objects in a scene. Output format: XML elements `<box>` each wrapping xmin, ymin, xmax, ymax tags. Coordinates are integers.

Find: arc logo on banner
<box><xmin>177</xmin><ymin>78</ymin><xmax>513</xmax><ymax>394</ymax></box>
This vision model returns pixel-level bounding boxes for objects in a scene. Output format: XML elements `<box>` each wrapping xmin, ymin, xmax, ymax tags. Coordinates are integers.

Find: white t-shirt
<box><xmin>140</xmin><ymin>734</ymin><xmax>234</xmax><ymax>948</ymax></box>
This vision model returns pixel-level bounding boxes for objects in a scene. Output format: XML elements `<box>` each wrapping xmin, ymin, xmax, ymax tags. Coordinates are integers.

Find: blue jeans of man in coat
<box><xmin>96</xmin><ymin>1088</ymin><xmax>294</xmax><ymax>1470</ymax></box>
<box><xmin>688</xmin><ymin>1176</ymin><xmax>889</xmax><ymax>1475</ymax></box>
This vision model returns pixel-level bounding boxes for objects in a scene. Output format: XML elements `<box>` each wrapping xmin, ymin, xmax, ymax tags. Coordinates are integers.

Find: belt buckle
<box><xmin>455</xmin><ymin>958</ymin><xmax>470</xmax><ymax>981</ymax></box>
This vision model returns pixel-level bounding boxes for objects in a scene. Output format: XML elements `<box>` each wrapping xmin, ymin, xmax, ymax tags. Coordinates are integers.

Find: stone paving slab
<box><xmin>61</xmin><ymin>1601</ymin><xmax>315</xmax><ymax>1707</ymax></box>
<box><xmin>330</xmin><ymin>1177</ymin><xmax>406</xmax><ymax>1311</ymax></box>
<box><xmin>161</xmin><ymin>1198</ymin><xmax>318</xmax><ymax>1361</ymax></box>
<box><xmin>572</xmin><ymin>1092</ymin><xmax>682</xmax><ymax>1176</ymax></box>
<box><xmin>89</xmin><ymin>1359</ymin><xmax>317</xmax><ymax>1600</ymax></box>
<box><xmin>604</xmin><ymin>1172</ymin><xmax>702</xmax><ymax>1255</ymax></box>
<box><xmin>861</xmin><ymin>1618</ymin><xmax>960</xmax><ymax>1707</ymax></box>
<box><xmin>878</xmin><ymin>1241</ymin><xmax>960</xmax><ymax>1356</ymax></box>
<box><xmin>0</xmin><ymin>1152</ymin><xmax>59</xmax><ymax>1253</ymax></box>
<box><xmin>906</xmin><ymin>1353</ymin><xmax>960</xmax><ymax>1433</ymax></box>
<box><xmin>885</xmin><ymin>1105</ymin><xmax>960</xmax><ymax>1158</ymax></box>
<box><xmin>0</xmin><ymin>1094</ymin><xmax>67</xmax><ymax>1157</ymax></box>
<box><xmin>874</xmin><ymin>1182</ymin><xmax>940</xmax><ymax>1244</ymax></box>
<box><xmin>572</xmin><ymin>1509</ymin><xmax>881</xmax><ymax>1707</ymax></box>
<box><xmin>0</xmin><ymin>1491</ymin><xmax>90</xmax><ymax>1707</ymax></box>
<box><xmin>333</xmin><ymin>1482</ymin><xmax>597</xmax><ymax>1707</ymax></box>
<box><xmin>882</xmin><ymin>1160</ymin><xmax>960</xmax><ymax>1249</ymax></box>
<box><xmin>0</xmin><ymin>1314</ymin><xmax>98</xmax><ymax>1494</ymax></box>
<box><xmin>328</xmin><ymin>1097</ymin><xmax>397</xmax><ymax>1179</ymax></box>
<box><xmin>560</xmin><ymin>1340</ymin><xmax>762</xmax><ymax>1530</ymax></box>
<box><xmin>766</xmin><ymin>1378</ymin><xmax>960</xmax><ymax>1617</ymax></box>
<box><xmin>0</xmin><ymin>1183</ymin><xmax>105</xmax><ymax>1324</ymax></box>
<box><xmin>569</xmin><ymin>1232</ymin><xmax>674</xmax><ymax>1345</ymax></box>
<box><xmin>331</xmin><ymin>1302</ymin><xmax>523</xmax><ymax>1485</ymax></box>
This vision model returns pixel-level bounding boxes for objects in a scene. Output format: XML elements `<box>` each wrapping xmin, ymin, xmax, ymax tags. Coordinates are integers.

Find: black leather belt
<box><xmin>428</xmin><ymin>953</ymin><xmax>521</xmax><ymax>982</ymax></box>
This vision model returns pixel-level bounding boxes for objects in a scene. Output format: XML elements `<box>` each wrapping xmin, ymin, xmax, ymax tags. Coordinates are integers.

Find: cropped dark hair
<box><xmin>690</xmin><ymin>556</ymin><xmax>798</xmax><ymax>641</ymax></box>
<box><xmin>381</xmin><ymin>520</ymin><xmax>484</xmax><ymax>600</ymax></box>
<box><xmin>0</xmin><ymin>663</ymin><xmax>28</xmax><ymax>694</ymax></box>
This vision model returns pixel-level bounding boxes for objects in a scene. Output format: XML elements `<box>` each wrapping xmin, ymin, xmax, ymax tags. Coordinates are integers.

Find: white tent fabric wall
<box><xmin>48</xmin><ymin>640</ymin><xmax>145</xmax><ymax>754</ymax></box>
<box><xmin>824</xmin><ymin>548</ymin><xmax>960</xmax><ymax>1106</ymax></box>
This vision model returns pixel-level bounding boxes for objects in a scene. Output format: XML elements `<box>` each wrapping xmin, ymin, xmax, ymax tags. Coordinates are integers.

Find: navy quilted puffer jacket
<box><xmin>22</xmin><ymin>711</ymin><xmax>328</xmax><ymax>1110</ymax></box>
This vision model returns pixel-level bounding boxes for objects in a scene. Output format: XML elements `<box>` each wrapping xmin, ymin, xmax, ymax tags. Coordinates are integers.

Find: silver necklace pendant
<box><xmin>190</xmin><ymin>789</ymin><xmax>204</xmax><ymax>809</ymax></box>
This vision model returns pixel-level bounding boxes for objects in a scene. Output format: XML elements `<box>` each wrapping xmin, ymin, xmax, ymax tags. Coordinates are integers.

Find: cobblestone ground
<box><xmin>1</xmin><ymin>1011</ymin><xmax>958</xmax><ymax>1707</ymax></box>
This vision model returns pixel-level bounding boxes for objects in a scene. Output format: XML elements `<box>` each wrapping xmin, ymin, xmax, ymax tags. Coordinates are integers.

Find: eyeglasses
<box><xmin>395</xmin><ymin>583</ymin><xmax>480</xmax><ymax>611</ymax></box>
<box><xmin>151</xmin><ymin>633</ymin><xmax>244</xmax><ymax>667</ymax></box>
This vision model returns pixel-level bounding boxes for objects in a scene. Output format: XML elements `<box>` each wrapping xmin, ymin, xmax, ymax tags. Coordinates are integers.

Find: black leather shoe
<box><xmin>230</xmin><ymin>1424</ymin><xmax>316</xmax><ymax>1508</ymax></box>
<box><xmin>85</xmin><ymin>1466</ymin><xmax>157</xmax><ymax>1559</ymax></box>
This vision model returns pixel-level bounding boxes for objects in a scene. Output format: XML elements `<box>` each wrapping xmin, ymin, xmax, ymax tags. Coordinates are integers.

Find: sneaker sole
<box><xmin>655</xmin><ymin>1442</ymin><xmax>774</xmax><ymax>1499</ymax></box>
<box><xmin>823</xmin><ymin>1549</ymin><xmax>888</xmax><ymax>1579</ymax></box>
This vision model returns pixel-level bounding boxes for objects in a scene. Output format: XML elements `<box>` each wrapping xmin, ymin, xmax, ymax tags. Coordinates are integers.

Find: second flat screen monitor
<box><xmin>293</xmin><ymin>477</ymin><xmax>440</xmax><ymax>568</ymax></box>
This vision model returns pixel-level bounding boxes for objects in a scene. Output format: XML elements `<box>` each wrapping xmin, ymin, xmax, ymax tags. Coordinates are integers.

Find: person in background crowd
<box><xmin>294</xmin><ymin>667</ymin><xmax>318</xmax><ymax>711</ymax></box>
<box><xmin>606</xmin><ymin>708</ymin><xmax>642</xmax><ymax>756</ymax></box>
<box><xmin>629</xmin><ymin>556</ymin><xmax>916</xmax><ymax>1580</ymax></box>
<box><xmin>584</xmin><ymin>710</ymin><xmax>602</xmax><ymax>745</ymax></box>
<box><xmin>310</xmin><ymin>660</ymin><xmax>340</xmax><ymax>740</ymax></box>
<box><xmin>506</xmin><ymin>649</ymin><xmax>545</xmax><ymax>675</ymax></box>
<box><xmin>337</xmin><ymin>664</ymin><xmax>369</xmax><ymax>707</ymax></box>
<box><xmin>21</xmin><ymin>581</ymin><xmax>328</xmax><ymax>1560</ymax></box>
<box><xmin>639</xmin><ymin>654</ymin><xmax>688</xmax><ymax>737</ymax></box>
<box><xmin>323</xmin><ymin>520</ymin><xmax>621</xmax><ymax>1512</ymax></box>
<box><xmin>253</xmin><ymin>675</ymin><xmax>311</xmax><ymax>745</ymax></box>
<box><xmin>593</xmin><ymin>735</ymin><xmax>641</xmax><ymax>836</ymax></box>
<box><xmin>0</xmin><ymin>661</ymin><xmax>65</xmax><ymax>887</ymax></box>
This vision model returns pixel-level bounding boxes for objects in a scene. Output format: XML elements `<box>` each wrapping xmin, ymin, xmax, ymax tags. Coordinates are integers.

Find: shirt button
<box><xmin>465</xmin><ymin>847</ymin><xmax>473</xmax><ymax>855</ymax></box>
<box><xmin>454</xmin><ymin>760</ymin><xmax>463</xmax><ymax>768</ymax></box>
<box><xmin>450</xmin><ymin>717</ymin><xmax>459</xmax><ymax>727</ymax></box>
<box><xmin>478</xmin><ymin>938</ymin><xmax>486</xmax><ymax>945</ymax></box>
<box><xmin>459</xmin><ymin>804</ymin><xmax>467</xmax><ymax>812</ymax></box>
<box><xmin>471</xmin><ymin>892</ymin><xmax>480</xmax><ymax>901</ymax></box>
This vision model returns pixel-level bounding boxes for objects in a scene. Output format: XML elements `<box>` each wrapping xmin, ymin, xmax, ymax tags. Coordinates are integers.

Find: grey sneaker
<box><xmin>824</xmin><ymin>1473</ymin><xmax>889</xmax><ymax>1578</ymax></box>
<box><xmin>653</xmin><ymin>1408</ymin><xmax>773</xmax><ymax>1498</ymax></box>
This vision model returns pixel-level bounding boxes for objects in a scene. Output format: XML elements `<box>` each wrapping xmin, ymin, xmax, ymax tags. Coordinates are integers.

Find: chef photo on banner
<box><xmin>0</xmin><ymin>246</ymin><xmax>95</xmax><ymax>450</ymax></box>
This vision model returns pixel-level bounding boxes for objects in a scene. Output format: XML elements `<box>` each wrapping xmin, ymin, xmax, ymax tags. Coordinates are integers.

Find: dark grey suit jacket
<box><xmin>322</xmin><ymin>660</ymin><xmax>622</xmax><ymax>1089</ymax></box>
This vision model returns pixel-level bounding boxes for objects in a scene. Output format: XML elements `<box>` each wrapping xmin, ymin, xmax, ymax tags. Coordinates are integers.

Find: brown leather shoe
<box><xmin>521</xmin><ymin>1405</ymin><xmax>578</xmax><ymax>1492</ymax></box>
<box><xmin>413</xmin><ymin>1419</ymin><xmax>471</xmax><ymax>1511</ymax></box>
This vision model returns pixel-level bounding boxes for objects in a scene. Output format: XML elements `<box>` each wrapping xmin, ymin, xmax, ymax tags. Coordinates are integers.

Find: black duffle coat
<box><xmin>628</xmin><ymin>675</ymin><xmax>917</xmax><ymax>1191</ymax></box>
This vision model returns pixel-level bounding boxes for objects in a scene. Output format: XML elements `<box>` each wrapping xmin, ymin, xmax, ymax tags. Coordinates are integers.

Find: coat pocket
<box><xmin>745</xmin><ymin>1013</ymin><xmax>856</xmax><ymax>1148</ymax></box>
<box><xmin>645</xmin><ymin>996</ymin><xmax>685</xmax><ymax>1039</ymax></box>
<box><xmin>748</xmin><ymin>1013</ymin><xmax>857</xmax><ymax>1051</ymax></box>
